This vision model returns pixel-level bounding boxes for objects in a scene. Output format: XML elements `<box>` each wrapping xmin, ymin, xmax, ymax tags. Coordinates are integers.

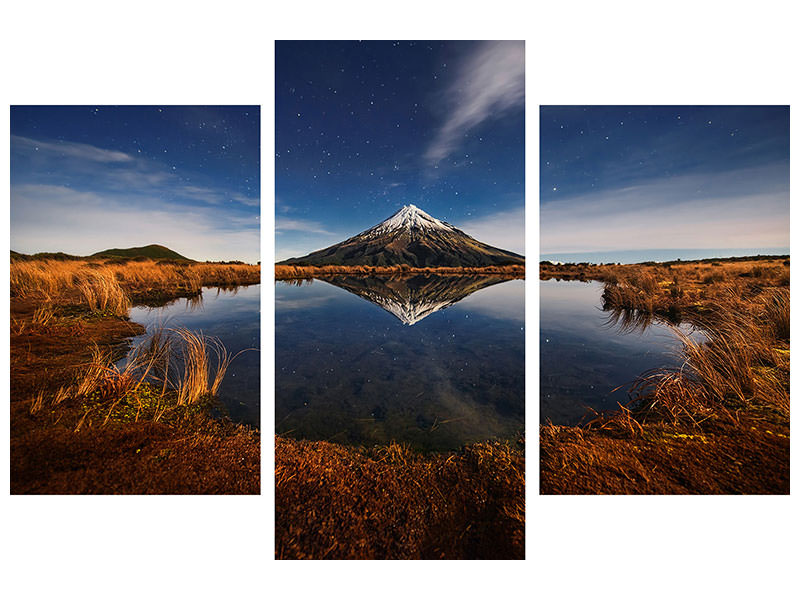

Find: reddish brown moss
<box><xmin>276</xmin><ymin>436</ymin><xmax>524</xmax><ymax>559</ymax></box>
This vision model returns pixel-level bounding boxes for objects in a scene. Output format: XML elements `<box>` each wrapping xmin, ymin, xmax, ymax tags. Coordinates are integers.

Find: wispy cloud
<box><xmin>425</xmin><ymin>41</ymin><xmax>524</xmax><ymax>165</ymax></box>
<box><xmin>11</xmin><ymin>135</ymin><xmax>134</xmax><ymax>163</ymax></box>
<box><xmin>456</xmin><ymin>205</ymin><xmax>526</xmax><ymax>255</ymax></box>
<box><xmin>541</xmin><ymin>164</ymin><xmax>789</xmax><ymax>253</ymax></box>
<box><xmin>12</xmin><ymin>135</ymin><xmax>260</xmax><ymax>209</ymax></box>
<box><xmin>10</xmin><ymin>184</ymin><xmax>259</xmax><ymax>262</ymax></box>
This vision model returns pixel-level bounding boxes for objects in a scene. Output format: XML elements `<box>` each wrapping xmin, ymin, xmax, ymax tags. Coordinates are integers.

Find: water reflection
<box><xmin>275</xmin><ymin>274</ymin><xmax>525</xmax><ymax>451</ymax></box>
<box><xmin>540</xmin><ymin>279</ymin><xmax>690</xmax><ymax>425</ymax></box>
<box><xmin>300</xmin><ymin>273</ymin><xmax>520</xmax><ymax>325</ymax></box>
<box><xmin>126</xmin><ymin>285</ymin><xmax>261</xmax><ymax>426</ymax></box>
<box><xmin>601</xmin><ymin>305</ymin><xmax>660</xmax><ymax>335</ymax></box>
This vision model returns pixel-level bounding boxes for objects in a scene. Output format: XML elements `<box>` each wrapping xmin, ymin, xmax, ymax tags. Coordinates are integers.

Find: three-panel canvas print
<box><xmin>8</xmin><ymin>42</ymin><xmax>790</xmax><ymax>559</ymax></box>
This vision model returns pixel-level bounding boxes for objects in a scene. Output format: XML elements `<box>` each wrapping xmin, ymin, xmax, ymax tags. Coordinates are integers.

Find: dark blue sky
<box><xmin>540</xmin><ymin>106</ymin><xmax>789</xmax><ymax>262</ymax></box>
<box><xmin>11</xmin><ymin>106</ymin><xmax>260</xmax><ymax>262</ymax></box>
<box><xmin>275</xmin><ymin>40</ymin><xmax>525</xmax><ymax>260</ymax></box>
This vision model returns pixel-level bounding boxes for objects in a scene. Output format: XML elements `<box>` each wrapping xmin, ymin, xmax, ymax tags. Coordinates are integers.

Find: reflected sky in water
<box><xmin>127</xmin><ymin>285</ymin><xmax>260</xmax><ymax>426</ymax></box>
<box><xmin>541</xmin><ymin>279</ymin><xmax>692</xmax><ymax>425</ymax></box>
<box><xmin>451</xmin><ymin>279</ymin><xmax>525</xmax><ymax>323</ymax></box>
<box><xmin>275</xmin><ymin>276</ymin><xmax>524</xmax><ymax>451</ymax></box>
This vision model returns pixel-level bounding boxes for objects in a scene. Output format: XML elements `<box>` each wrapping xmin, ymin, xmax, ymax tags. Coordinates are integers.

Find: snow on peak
<box><xmin>366</xmin><ymin>204</ymin><xmax>454</xmax><ymax>236</ymax></box>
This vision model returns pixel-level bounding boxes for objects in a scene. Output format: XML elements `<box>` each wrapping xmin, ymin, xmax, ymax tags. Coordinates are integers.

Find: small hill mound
<box><xmin>91</xmin><ymin>244</ymin><xmax>192</xmax><ymax>261</ymax></box>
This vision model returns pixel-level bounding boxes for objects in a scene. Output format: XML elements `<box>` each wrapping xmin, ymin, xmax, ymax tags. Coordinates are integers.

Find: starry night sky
<box><xmin>11</xmin><ymin>106</ymin><xmax>260</xmax><ymax>262</ymax></box>
<box><xmin>541</xmin><ymin>106</ymin><xmax>789</xmax><ymax>263</ymax></box>
<box><xmin>275</xmin><ymin>40</ymin><xmax>525</xmax><ymax>261</ymax></box>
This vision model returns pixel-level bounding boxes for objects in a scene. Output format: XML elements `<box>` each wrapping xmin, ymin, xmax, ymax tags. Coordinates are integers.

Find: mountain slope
<box><xmin>318</xmin><ymin>273</ymin><xmax>515</xmax><ymax>325</ymax></box>
<box><xmin>279</xmin><ymin>205</ymin><xmax>524</xmax><ymax>268</ymax></box>
<box><xmin>91</xmin><ymin>244</ymin><xmax>191</xmax><ymax>261</ymax></box>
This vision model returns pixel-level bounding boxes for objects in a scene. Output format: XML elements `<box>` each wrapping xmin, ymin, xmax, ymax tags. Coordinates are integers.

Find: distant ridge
<box><xmin>91</xmin><ymin>244</ymin><xmax>191</xmax><ymax>261</ymax></box>
<box><xmin>11</xmin><ymin>244</ymin><xmax>192</xmax><ymax>262</ymax></box>
<box><xmin>279</xmin><ymin>205</ymin><xmax>524</xmax><ymax>268</ymax></box>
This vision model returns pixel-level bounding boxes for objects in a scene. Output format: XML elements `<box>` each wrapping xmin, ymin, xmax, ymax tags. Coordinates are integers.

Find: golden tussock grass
<box><xmin>540</xmin><ymin>257</ymin><xmax>790</xmax><ymax>494</ymax></box>
<box><xmin>171</xmin><ymin>328</ymin><xmax>242</xmax><ymax>406</ymax></box>
<box><xmin>624</xmin><ymin>287</ymin><xmax>790</xmax><ymax>427</ymax></box>
<box><xmin>77</xmin><ymin>271</ymin><xmax>131</xmax><ymax>316</ymax></box>
<box><xmin>10</xmin><ymin>277</ymin><xmax>260</xmax><ymax>494</ymax></box>
<box><xmin>26</xmin><ymin>325</ymin><xmax>246</xmax><ymax>424</ymax></box>
<box><xmin>11</xmin><ymin>258</ymin><xmax>260</xmax><ymax>312</ymax></box>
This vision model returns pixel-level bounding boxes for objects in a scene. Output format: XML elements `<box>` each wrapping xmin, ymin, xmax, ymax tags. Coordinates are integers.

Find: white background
<box><xmin>1</xmin><ymin>1</ymin><xmax>797</xmax><ymax>598</ymax></box>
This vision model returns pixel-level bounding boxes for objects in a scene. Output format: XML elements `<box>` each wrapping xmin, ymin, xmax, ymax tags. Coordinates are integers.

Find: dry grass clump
<box><xmin>77</xmin><ymin>271</ymin><xmax>131</xmax><ymax>316</ymax></box>
<box><xmin>607</xmin><ymin>287</ymin><xmax>790</xmax><ymax>430</ymax></box>
<box><xmin>31</xmin><ymin>305</ymin><xmax>56</xmax><ymax>327</ymax></box>
<box><xmin>31</xmin><ymin>326</ymin><xmax>245</xmax><ymax>426</ymax></box>
<box><xmin>601</xmin><ymin>279</ymin><xmax>656</xmax><ymax>314</ymax></box>
<box><xmin>172</xmin><ymin>329</ymin><xmax>240</xmax><ymax>405</ymax></box>
<box><xmin>29</xmin><ymin>391</ymin><xmax>46</xmax><ymax>415</ymax></box>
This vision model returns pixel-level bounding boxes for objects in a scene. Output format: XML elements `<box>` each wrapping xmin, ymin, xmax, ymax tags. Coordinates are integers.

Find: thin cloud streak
<box><xmin>425</xmin><ymin>41</ymin><xmax>524</xmax><ymax>165</ymax></box>
<box><xmin>11</xmin><ymin>135</ymin><xmax>134</xmax><ymax>163</ymax></box>
<box><xmin>11</xmin><ymin>184</ymin><xmax>259</xmax><ymax>263</ymax></box>
<box><xmin>12</xmin><ymin>135</ymin><xmax>259</xmax><ymax>209</ymax></box>
<box><xmin>541</xmin><ymin>166</ymin><xmax>789</xmax><ymax>254</ymax></box>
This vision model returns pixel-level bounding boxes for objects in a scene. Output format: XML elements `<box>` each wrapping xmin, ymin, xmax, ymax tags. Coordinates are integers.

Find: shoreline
<box><xmin>540</xmin><ymin>256</ymin><xmax>789</xmax><ymax>494</ymax></box>
<box><xmin>10</xmin><ymin>259</ymin><xmax>261</xmax><ymax>494</ymax></box>
<box><xmin>276</xmin><ymin>434</ymin><xmax>524</xmax><ymax>559</ymax></box>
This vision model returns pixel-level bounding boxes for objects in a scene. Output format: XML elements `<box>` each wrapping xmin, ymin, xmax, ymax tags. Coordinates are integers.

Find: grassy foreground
<box><xmin>540</xmin><ymin>256</ymin><xmax>789</xmax><ymax>494</ymax></box>
<box><xmin>10</xmin><ymin>257</ymin><xmax>261</xmax><ymax>494</ymax></box>
<box><xmin>276</xmin><ymin>436</ymin><xmax>524</xmax><ymax>559</ymax></box>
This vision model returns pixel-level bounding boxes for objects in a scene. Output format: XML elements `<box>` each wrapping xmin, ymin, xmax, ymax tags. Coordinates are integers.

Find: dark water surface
<box><xmin>540</xmin><ymin>279</ymin><xmax>696</xmax><ymax>425</ymax></box>
<box><xmin>126</xmin><ymin>285</ymin><xmax>260</xmax><ymax>426</ymax></box>
<box><xmin>275</xmin><ymin>275</ymin><xmax>525</xmax><ymax>451</ymax></box>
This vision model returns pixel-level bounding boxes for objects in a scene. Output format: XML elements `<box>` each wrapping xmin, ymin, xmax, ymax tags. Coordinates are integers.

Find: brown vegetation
<box><xmin>10</xmin><ymin>258</ymin><xmax>261</xmax><ymax>494</ymax></box>
<box><xmin>541</xmin><ymin>419</ymin><xmax>788</xmax><ymax>494</ymax></box>
<box><xmin>540</xmin><ymin>256</ymin><xmax>789</xmax><ymax>494</ymax></box>
<box><xmin>275</xmin><ymin>263</ymin><xmax>525</xmax><ymax>280</ymax></box>
<box><xmin>276</xmin><ymin>436</ymin><xmax>524</xmax><ymax>559</ymax></box>
<box><xmin>12</xmin><ymin>257</ymin><xmax>260</xmax><ymax>306</ymax></box>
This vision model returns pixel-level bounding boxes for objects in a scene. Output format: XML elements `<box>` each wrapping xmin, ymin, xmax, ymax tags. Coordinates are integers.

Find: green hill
<box><xmin>91</xmin><ymin>244</ymin><xmax>192</xmax><ymax>261</ymax></box>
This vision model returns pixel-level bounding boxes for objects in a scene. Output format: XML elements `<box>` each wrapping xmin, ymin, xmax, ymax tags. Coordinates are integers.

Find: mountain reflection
<box><xmin>311</xmin><ymin>273</ymin><xmax>520</xmax><ymax>325</ymax></box>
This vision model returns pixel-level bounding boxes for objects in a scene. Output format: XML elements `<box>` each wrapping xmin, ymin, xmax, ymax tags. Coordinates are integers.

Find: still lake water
<box><xmin>275</xmin><ymin>275</ymin><xmax>525</xmax><ymax>451</ymax></box>
<box><xmin>126</xmin><ymin>285</ymin><xmax>260</xmax><ymax>426</ymax></box>
<box><xmin>540</xmin><ymin>279</ymin><xmax>694</xmax><ymax>425</ymax></box>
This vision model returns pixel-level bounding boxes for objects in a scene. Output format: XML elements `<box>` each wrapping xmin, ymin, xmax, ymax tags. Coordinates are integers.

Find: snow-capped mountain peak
<box><xmin>278</xmin><ymin>204</ymin><xmax>524</xmax><ymax>268</ymax></box>
<box><xmin>366</xmin><ymin>204</ymin><xmax>455</xmax><ymax>236</ymax></box>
